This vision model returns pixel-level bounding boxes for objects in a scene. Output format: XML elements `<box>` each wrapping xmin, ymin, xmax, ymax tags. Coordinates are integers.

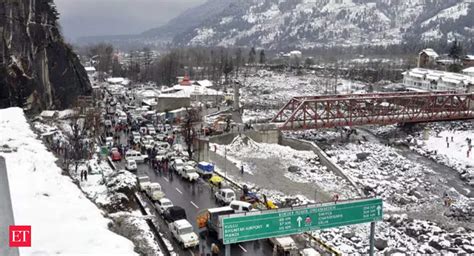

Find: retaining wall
<box><xmin>280</xmin><ymin>138</ymin><xmax>364</xmax><ymax>196</ymax></box>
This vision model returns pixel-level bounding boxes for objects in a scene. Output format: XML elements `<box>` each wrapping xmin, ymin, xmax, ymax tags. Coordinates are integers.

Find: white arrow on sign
<box><xmin>296</xmin><ymin>216</ymin><xmax>303</xmax><ymax>227</ymax></box>
<box><xmin>376</xmin><ymin>205</ymin><xmax>381</xmax><ymax>216</ymax></box>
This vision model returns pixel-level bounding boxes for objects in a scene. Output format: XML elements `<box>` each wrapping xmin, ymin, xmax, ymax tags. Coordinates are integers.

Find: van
<box><xmin>229</xmin><ymin>200</ymin><xmax>255</xmax><ymax>213</ymax></box>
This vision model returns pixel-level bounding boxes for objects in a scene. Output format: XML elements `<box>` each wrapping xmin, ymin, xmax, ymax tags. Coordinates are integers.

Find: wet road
<box><xmin>116</xmin><ymin>161</ymin><xmax>273</xmax><ymax>256</ymax></box>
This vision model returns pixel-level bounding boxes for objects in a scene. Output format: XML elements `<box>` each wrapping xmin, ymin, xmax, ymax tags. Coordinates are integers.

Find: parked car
<box><xmin>145</xmin><ymin>183</ymin><xmax>165</xmax><ymax>201</ymax></box>
<box><xmin>178</xmin><ymin>165</ymin><xmax>199</xmax><ymax>182</ymax></box>
<box><xmin>111</xmin><ymin>151</ymin><xmax>121</xmax><ymax>161</ymax></box>
<box><xmin>137</xmin><ymin>176</ymin><xmax>151</xmax><ymax>192</ymax></box>
<box><xmin>126</xmin><ymin>159</ymin><xmax>137</xmax><ymax>172</ymax></box>
<box><xmin>163</xmin><ymin>206</ymin><xmax>187</xmax><ymax>223</ymax></box>
<box><xmin>215</xmin><ymin>188</ymin><xmax>236</xmax><ymax>205</ymax></box>
<box><xmin>169</xmin><ymin>219</ymin><xmax>199</xmax><ymax>249</ymax></box>
<box><xmin>155</xmin><ymin>198</ymin><xmax>173</xmax><ymax>215</ymax></box>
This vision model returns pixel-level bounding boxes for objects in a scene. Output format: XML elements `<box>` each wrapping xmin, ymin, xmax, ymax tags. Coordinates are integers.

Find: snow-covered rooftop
<box><xmin>404</xmin><ymin>68</ymin><xmax>474</xmax><ymax>84</ymax></box>
<box><xmin>419</xmin><ymin>48</ymin><xmax>439</xmax><ymax>58</ymax></box>
<box><xmin>0</xmin><ymin>108</ymin><xmax>137</xmax><ymax>256</ymax></box>
<box><xmin>160</xmin><ymin>84</ymin><xmax>223</xmax><ymax>98</ymax></box>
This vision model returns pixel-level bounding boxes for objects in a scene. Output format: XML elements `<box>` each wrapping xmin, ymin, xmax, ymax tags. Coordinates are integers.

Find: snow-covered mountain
<box><xmin>168</xmin><ymin>0</ymin><xmax>474</xmax><ymax>49</ymax></box>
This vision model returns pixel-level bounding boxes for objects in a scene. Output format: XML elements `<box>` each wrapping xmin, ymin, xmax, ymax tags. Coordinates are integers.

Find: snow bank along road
<box><xmin>0</xmin><ymin>108</ymin><xmax>137</xmax><ymax>256</ymax></box>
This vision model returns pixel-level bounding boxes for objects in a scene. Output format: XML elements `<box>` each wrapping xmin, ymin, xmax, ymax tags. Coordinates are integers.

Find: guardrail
<box><xmin>134</xmin><ymin>192</ymin><xmax>171</xmax><ymax>256</ymax></box>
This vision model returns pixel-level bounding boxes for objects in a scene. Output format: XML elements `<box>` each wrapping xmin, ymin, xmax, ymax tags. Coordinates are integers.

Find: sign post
<box><xmin>221</xmin><ymin>198</ymin><xmax>383</xmax><ymax>244</ymax></box>
<box><xmin>369</xmin><ymin>221</ymin><xmax>376</xmax><ymax>256</ymax></box>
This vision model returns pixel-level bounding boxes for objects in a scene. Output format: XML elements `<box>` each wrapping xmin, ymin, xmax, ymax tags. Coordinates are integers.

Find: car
<box><xmin>154</xmin><ymin>134</ymin><xmax>166</xmax><ymax>141</ymax></box>
<box><xmin>155</xmin><ymin>198</ymin><xmax>173</xmax><ymax>215</ymax></box>
<box><xmin>169</xmin><ymin>219</ymin><xmax>199</xmax><ymax>249</ymax></box>
<box><xmin>125</xmin><ymin>150</ymin><xmax>148</xmax><ymax>163</ymax></box>
<box><xmin>229</xmin><ymin>200</ymin><xmax>256</xmax><ymax>213</ymax></box>
<box><xmin>126</xmin><ymin>159</ymin><xmax>137</xmax><ymax>172</ymax></box>
<box><xmin>105</xmin><ymin>137</ymin><xmax>114</xmax><ymax>148</ymax></box>
<box><xmin>137</xmin><ymin>176</ymin><xmax>151</xmax><ymax>192</ymax></box>
<box><xmin>215</xmin><ymin>188</ymin><xmax>236</xmax><ymax>205</ymax></box>
<box><xmin>146</xmin><ymin>183</ymin><xmax>165</xmax><ymax>201</ymax></box>
<box><xmin>300</xmin><ymin>248</ymin><xmax>321</xmax><ymax>256</ymax></box>
<box><xmin>179</xmin><ymin>165</ymin><xmax>200</xmax><ymax>182</ymax></box>
<box><xmin>171</xmin><ymin>158</ymin><xmax>184</xmax><ymax>172</ymax></box>
<box><xmin>104</xmin><ymin>120</ymin><xmax>112</xmax><ymax>127</ymax></box>
<box><xmin>111</xmin><ymin>151</ymin><xmax>121</xmax><ymax>161</ymax></box>
<box><xmin>163</xmin><ymin>206</ymin><xmax>187</xmax><ymax>223</ymax></box>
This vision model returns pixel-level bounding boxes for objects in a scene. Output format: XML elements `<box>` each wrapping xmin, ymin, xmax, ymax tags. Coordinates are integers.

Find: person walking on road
<box><xmin>211</xmin><ymin>243</ymin><xmax>220</xmax><ymax>256</ymax></box>
<box><xmin>240</xmin><ymin>165</ymin><xmax>244</xmax><ymax>175</ymax></box>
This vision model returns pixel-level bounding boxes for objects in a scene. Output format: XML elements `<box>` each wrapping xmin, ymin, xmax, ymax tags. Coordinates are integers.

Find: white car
<box><xmin>179</xmin><ymin>165</ymin><xmax>199</xmax><ymax>182</ymax></box>
<box><xmin>137</xmin><ymin>176</ymin><xmax>151</xmax><ymax>192</ymax></box>
<box><xmin>155</xmin><ymin>198</ymin><xmax>173</xmax><ymax>215</ymax></box>
<box><xmin>146</xmin><ymin>183</ymin><xmax>165</xmax><ymax>201</ymax></box>
<box><xmin>105</xmin><ymin>137</ymin><xmax>114</xmax><ymax>148</ymax></box>
<box><xmin>171</xmin><ymin>158</ymin><xmax>184</xmax><ymax>172</ymax></box>
<box><xmin>169</xmin><ymin>219</ymin><xmax>199</xmax><ymax>249</ymax></box>
<box><xmin>125</xmin><ymin>150</ymin><xmax>147</xmax><ymax>163</ymax></box>
<box><xmin>215</xmin><ymin>188</ymin><xmax>236</xmax><ymax>205</ymax></box>
<box><xmin>126</xmin><ymin>159</ymin><xmax>137</xmax><ymax>172</ymax></box>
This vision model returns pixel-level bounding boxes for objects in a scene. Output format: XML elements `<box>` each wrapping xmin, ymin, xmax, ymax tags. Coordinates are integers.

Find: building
<box><xmin>462</xmin><ymin>67</ymin><xmax>474</xmax><ymax>77</ymax></box>
<box><xmin>463</xmin><ymin>55</ymin><xmax>474</xmax><ymax>67</ymax></box>
<box><xmin>418</xmin><ymin>49</ymin><xmax>439</xmax><ymax>68</ymax></box>
<box><xmin>402</xmin><ymin>68</ymin><xmax>474</xmax><ymax>92</ymax></box>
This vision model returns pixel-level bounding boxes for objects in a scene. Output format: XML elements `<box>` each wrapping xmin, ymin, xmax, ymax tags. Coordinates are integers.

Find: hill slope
<box><xmin>169</xmin><ymin>0</ymin><xmax>474</xmax><ymax>49</ymax></box>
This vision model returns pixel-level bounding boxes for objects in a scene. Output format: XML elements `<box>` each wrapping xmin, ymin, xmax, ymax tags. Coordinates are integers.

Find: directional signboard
<box><xmin>221</xmin><ymin>198</ymin><xmax>382</xmax><ymax>244</ymax></box>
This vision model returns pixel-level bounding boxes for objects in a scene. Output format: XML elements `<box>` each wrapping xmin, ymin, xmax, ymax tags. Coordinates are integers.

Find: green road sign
<box><xmin>100</xmin><ymin>146</ymin><xmax>108</xmax><ymax>156</ymax></box>
<box><xmin>221</xmin><ymin>198</ymin><xmax>382</xmax><ymax>244</ymax></box>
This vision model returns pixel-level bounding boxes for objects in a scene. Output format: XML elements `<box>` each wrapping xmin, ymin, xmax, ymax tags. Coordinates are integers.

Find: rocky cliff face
<box><xmin>0</xmin><ymin>0</ymin><xmax>91</xmax><ymax>111</ymax></box>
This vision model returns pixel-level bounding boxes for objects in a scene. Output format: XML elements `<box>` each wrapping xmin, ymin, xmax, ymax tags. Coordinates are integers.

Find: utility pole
<box><xmin>334</xmin><ymin>61</ymin><xmax>338</xmax><ymax>94</ymax></box>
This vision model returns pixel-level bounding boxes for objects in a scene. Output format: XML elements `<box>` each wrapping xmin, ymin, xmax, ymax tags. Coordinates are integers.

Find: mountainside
<box><xmin>170</xmin><ymin>0</ymin><xmax>474</xmax><ymax>49</ymax></box>
<box><xmin>0</xmin><ymin>0</ymin><xmax>91</xmax><ymax>110</ymax></box>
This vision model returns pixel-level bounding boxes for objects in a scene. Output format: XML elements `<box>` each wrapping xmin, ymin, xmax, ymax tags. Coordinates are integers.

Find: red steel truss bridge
<box><xmin>272</xmin><ymin>91</ymin><xmax>474</xmax><ymax>130</ymax></box>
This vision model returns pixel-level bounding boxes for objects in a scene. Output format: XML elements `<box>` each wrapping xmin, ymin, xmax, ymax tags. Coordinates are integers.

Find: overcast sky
<box><xmin>55</xmin><ymin>0</ymin><xmax>206</xmax><ymax>41</ymax></box>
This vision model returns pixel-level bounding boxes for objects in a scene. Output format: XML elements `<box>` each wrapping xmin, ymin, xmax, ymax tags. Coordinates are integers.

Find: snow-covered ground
<box><xmin>0</xmin><ymin>107</ymin><xmax>137</xmax><ymax>255</ymax></box>
<box><xmin>290</xmin><ymin>126</ymin><xmax>474</xmax><ymax>254</ymax></box>
<box><xmin>211</xmin><ymin>135</ymin><xmax>357</xmax><ymax>202</ymax></box>
<box><xmin>240</xmin><ymin>70</ymin><xmax>367</xmax><ymax>123</ymax></box>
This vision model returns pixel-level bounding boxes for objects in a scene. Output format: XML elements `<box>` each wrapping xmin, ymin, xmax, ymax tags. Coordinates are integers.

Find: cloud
<box><xmin>54</xmin><ymin>0</ymin><xmax>206</xmax><ymax>40</ymax></box>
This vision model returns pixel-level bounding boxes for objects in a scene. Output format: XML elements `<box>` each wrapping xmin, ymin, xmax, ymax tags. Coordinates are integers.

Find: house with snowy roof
<box><xmin>402</xmin><ymin>68</ymin><xmax>474</xmax><ymax>92</ymax></box>
<box><xmin>418</xmin><ymin>49</ymin><xmax>439</xmax><ymax>68</ymax></box>
<box><xmin>463</xmin><ymin>55</ymin><xmax>474</xmax><ymax>67</ymax></box>
<box><xmin>462</xmin><ymin>67</ymin><xmax>474</xmax><ymax>77</ymax></box>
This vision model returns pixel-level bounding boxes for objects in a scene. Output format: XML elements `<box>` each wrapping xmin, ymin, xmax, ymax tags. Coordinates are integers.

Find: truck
<box><xmin>269</xmin><ymin>236</ymin><xmax>299</xmax><ymax>256</ymax></box>
<box><xmin>205</xmin><ymin>206</ymin><xmax>235</xmax><ymax>239</ymax></box>
<box><xmin>169</xmin><ymin>219</ymin><xmax>199</xmax><ymax>249</ymax></box>
<box><xmin>197</xmin><ymin>162</ymin><xmax>214</xmax><ymax>179</ymax></box>
<box><xmin>215</xmin><ymin>188</ymin><xmax>236</xmax><ymax>205</ymax></box>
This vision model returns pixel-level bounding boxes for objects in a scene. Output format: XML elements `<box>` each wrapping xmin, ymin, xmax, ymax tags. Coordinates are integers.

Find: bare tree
<box><xmin>181</xmin><ymin>108</ymin><xmax>200</xmax><ymax>159</ymax></box>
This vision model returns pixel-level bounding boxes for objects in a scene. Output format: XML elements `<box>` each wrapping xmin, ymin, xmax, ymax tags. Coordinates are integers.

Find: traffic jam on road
<box><xmin>99</xmin><ymin>90</ymin><xmax>327</xmax><ymax>256</ymax></box>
